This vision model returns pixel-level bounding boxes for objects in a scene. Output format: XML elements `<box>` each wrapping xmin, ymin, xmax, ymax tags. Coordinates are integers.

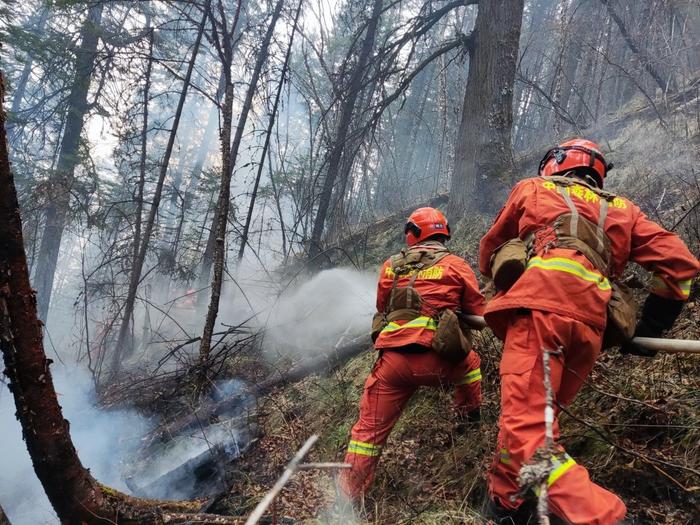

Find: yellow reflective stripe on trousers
<box><xmin>548</xmin><ymin>453</ymin><xmax>576</xmax><ymax>486</ymax></box>
<box><xmin>499</xmin><ymin>448</ymin><xmax>511</xmax><ymax>465</ymax></box>
<box><xmin>381</xmin><ymin>316</ymin><xmax>438</xmax><ymax>334</ymax></box>
<box><xmin>533</xmin><ymin>453</ymin><xmax>577</xmax><ymax>496</ymax></box>
<box><xmin>527</xmin><ymin>256</ymin><xmax>611</xmax><ymax>291</ymax></box>
<box><xmin>457</xmin><ymin>368</ymin><xmax>482</xmax><ymax>385</ymax></box>
<box><xmin>347</xmin><ymin>440</ymin><xmax>382</xmax><ymax>457</ymax></box>
<box><xmin>680</xmin><ymin>279</ymin><xmax>692</xmax><ymax>298</ymax></box>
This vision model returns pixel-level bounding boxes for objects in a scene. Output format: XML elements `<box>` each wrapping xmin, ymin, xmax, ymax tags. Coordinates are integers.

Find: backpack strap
<box><xmin>557</xmin><ymin>185</ymin><xmax>580</xmax><ymax>238</ymax></box>
<box><xmin>596</xmin><ymin>197</ymin><xmax>609</xmax><ymax>257</ymax></box>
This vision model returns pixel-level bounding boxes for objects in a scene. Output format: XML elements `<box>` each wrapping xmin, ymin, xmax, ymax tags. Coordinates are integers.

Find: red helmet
<box><xmin>538</xmin><ymin>138</ymin><xmax>613</xmax><ymax>187</ymax></box>
<box><xmin>405</xmin><ymin>207</ymin><xmax>450</xmax><ymax>246</ymax></box>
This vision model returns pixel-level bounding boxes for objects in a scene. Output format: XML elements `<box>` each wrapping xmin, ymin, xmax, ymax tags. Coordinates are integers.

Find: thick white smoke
<box><xmin>260</xmin><ymin>268</ymin><xmax>377</xmax><ymax>357</ymax></box>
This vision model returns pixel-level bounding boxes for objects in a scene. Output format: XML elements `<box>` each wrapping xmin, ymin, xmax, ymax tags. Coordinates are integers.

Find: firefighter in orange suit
<box><xmin>338</xmin><ymin>207</ymin><xmax>486</xmax><ymax>500</ymax></box>
<box><xmin>479</xmin><ymin>138</ymin><xmax>700</xmax><ymax>525</ymax></box>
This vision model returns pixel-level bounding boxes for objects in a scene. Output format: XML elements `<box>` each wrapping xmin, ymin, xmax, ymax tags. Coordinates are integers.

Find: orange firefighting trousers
<box><xmin>488</xmin><ymin>309</ymin><xmax>626</xmax><ymax>525</ymax></box>
<box><xmin>338</xmin><ymin>348</ymin><xmax>481</xmax><ymax>499</ymax></box>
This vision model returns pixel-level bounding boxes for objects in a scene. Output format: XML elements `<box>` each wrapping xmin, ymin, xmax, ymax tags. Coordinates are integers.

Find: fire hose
<box><xmin>460</xmin><ymin>314</ymin><xmax>700</xmax><ymax>354</ymax></box>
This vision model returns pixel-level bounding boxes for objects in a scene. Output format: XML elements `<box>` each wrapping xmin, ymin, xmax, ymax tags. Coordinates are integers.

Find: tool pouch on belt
<box><xmin>490</xmin><ymin>238</ymin><xmax>529</xmax><ymax>291</ymax></box>
<box><xmin>371</xmin><ymin>312</ymin><xmax>386</xmax><ymax>342</ymax></box>
<box><xmin>432</xmin><ymin>309</ymin><xmax>473</xmax><ymax>364</ymax></box>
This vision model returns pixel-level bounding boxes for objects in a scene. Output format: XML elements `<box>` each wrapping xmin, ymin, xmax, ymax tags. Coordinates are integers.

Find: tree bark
<box><xmin>33</xmin><ymin>4</ymin><xmax>103</xmax><ymax>323</ymax></box>
<box><xmin>111</xmin><ymin>5</ymin><xmax>208</xmax><ymax>379</ymax></box>
<box><xmin>1</xmin><ymin>69</ymin><xmax>244</xmax><ymax>525</ymax></box>
<box><xmin>237</xmin><ymin>0</ymin><xmax>302</xmax><ymax>263</ymax></box>
<box><xmin>307</xmin><ymin>0</ymin><xmax>383</xmax><ymax>266</ymax></box>
<box><xmin>199</xmin><ymin>0</ymin><xmax>285</xmax><ymax>364</ymax></box>
<box><xmin>449</xmin><ymin>0</ymin><xmax>524</xmax><ymax>216</ymax></box>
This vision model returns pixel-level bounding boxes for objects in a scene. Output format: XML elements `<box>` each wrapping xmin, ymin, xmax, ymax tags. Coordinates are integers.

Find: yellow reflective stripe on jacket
<box><xmin>381</xmin><ymin>316</ymin><xmax>438</xmax><ymax>334</ymax></box>
<box><xmin>457</xmin><ymin>368</ymin><xmax>482</xmax><ymax>385</ymax></box>
<box><xmin>651</xmin><ymin>275</ymin><xmax>692</xmax><ymax>298</ymax></box>
<box><xmin>347</xmin><ymin>440</ymin><xmax>382</xmax><ymax>457</ymax></box>
<box><xmin>527</xmin><ymin>256</ymin><xmax>611</xmax><ymax>291</ymax></box>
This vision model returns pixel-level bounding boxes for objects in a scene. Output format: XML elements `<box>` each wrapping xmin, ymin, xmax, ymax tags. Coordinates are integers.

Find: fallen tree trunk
<box><xmin>157</xmin><ymin>335</ymin><xmax>372</xmax><ymax>440</ymax></box>
<box><xmin>0</xmin><ymin>71</ymin><xmax>242</xmax><ymax>525</ymax></box>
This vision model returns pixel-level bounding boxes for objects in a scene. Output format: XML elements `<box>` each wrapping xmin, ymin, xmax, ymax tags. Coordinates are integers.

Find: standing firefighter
<box><xmin>338</xmin><ymin>207</ymin><xmax>486</xmax><ymax>500</ymax></box>
<box><xmin>479</xmin><ymin>138</ymin><xmax>700</xmax><ymax>525</ymax></box>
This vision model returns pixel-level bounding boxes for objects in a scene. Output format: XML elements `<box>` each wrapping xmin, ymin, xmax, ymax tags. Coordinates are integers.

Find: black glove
<box><xmin>620</xmin><ymin>294</ymin><xmax>684</xmax><ymax>357</ymax></box>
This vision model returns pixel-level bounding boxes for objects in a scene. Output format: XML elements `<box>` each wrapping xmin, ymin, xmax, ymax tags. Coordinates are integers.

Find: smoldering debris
<box><xmin>127</xmin><ymin>418</ymin><xmax>255</xmax><ymax>500</ymax></box>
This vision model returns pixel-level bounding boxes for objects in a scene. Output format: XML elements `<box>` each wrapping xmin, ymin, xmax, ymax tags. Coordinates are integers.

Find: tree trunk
<box><xmin>198</xmin><ymin>0</ymin><xmax>285</xmax><ymax>364</ymax></box>
<box><xmin>133</xmin><ymin>27</ymin><xmax>154</xmax><ymax>275</ymax></box>
<box><xmin>173</xmin><ymin>103</ymin><xmax>220</xmax><ymax>263</ymax></box>
<box><xmin>111</xmin><ymin>5</ymin><xmax>208</xmax><ymax>379</ymax></box>
<box><xmin>600</xmin><ymin>0</ymin><xmax>671</xmax><ymax>94</ymax></box>
<box><xmin>449</xmin><ymin>0</ymin><xmax>524</xmax><ymax>216</ymax></box>
<box><xmin>7</xmin><ymin>7</ymin><xmax>50</xmax><ymax>146</ymax></box>
<box><xmin>307</xmin><ymin>0</ymin><xmax>383</xmax><ymax>266</ymax></box>
<box><xmin>33</xmin><ymin>4</ymin><xmax>103</xmax><ymax>323</ymax></box>
<box><xmin>237</xmin><ymin>0</ymin><xmax>302</xmax><ymax>263</ymax></box>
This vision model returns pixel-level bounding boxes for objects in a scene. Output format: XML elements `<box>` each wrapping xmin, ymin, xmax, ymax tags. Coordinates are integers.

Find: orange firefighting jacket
<box><xmin>479</xmin><ymin>176</ymin><xmax>700</xmax><ymax>339</ymax></box>
<box><xmin>375</xmin><ymin>242</ymin><xmax>486</xmax><ymax>349</ymax></box>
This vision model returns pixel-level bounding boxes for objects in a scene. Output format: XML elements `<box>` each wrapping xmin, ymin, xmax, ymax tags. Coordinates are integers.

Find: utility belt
<box><xmin>490</xmin><ymin>176</ymin><xmax>637</xmax><ymax>348</ymax></box>
<box><xmin>371</xmin><ymin>245</ymin><xmax>473</xmax><ymax>363</ymax></box>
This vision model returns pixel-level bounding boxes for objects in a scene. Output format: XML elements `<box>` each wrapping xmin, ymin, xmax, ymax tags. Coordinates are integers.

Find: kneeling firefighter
<box><xmin>479</xmin><ymin>138</ymin><xmax>700</xmax><ymax>525</ymax></box>
<box><xmin>338</xmin><ymin>207</ymin><xmax>486</xmax><ymax>500</ymax></box>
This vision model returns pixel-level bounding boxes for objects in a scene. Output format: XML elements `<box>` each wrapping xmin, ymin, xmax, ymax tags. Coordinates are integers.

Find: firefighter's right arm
<box><xmin>478</xmin><ymin>180</ymin><xmax>530</xmax><ymax>278</ymax></box>
<box><xmin>621</xmin><ymin>208</ymin><xmax>700</xmax><ymax>356</ymax></box>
